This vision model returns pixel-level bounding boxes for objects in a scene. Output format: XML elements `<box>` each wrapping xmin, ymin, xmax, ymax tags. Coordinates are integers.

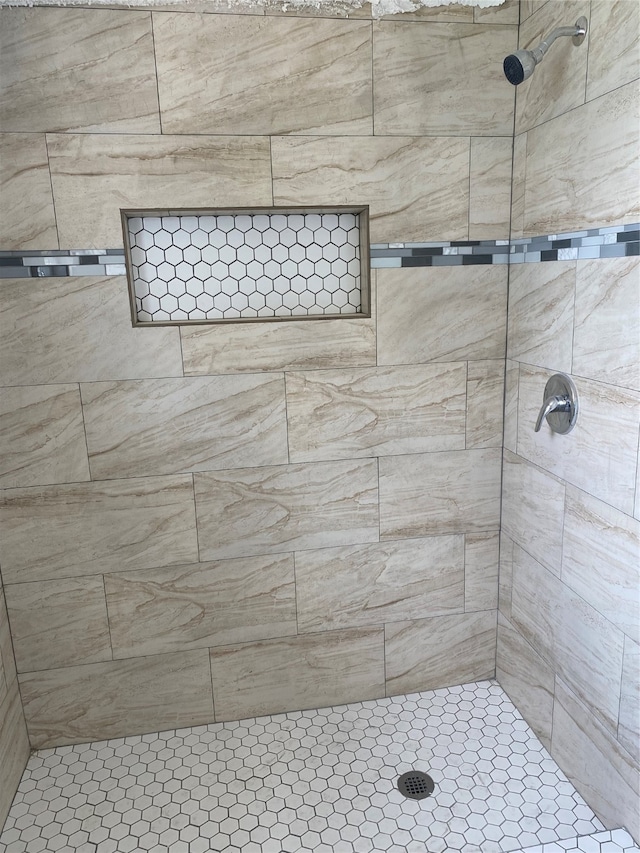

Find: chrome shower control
<box><xmin>534</xmin><ymin>373</ymin><xmax>579</xmax><ymax>434</ymax></box>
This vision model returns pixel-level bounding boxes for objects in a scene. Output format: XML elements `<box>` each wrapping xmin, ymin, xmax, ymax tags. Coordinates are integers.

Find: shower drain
<box><xmin>397</xmin><ymin>770</ymin><xmax>435</xmax><ymax>800</ymax></box>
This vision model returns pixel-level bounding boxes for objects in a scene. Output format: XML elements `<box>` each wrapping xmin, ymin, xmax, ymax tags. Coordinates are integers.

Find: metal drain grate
<box><xmin>397</xmin><ymin>770</ymin><xmax>435</xmax><ymax>800</ymax></box>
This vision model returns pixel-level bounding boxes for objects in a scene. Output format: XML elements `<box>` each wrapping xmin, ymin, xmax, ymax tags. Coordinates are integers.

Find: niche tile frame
<box><xmin>120</xmin><ymin>206</ymin><xmax>371</xmax><ymax>326</ymax></box>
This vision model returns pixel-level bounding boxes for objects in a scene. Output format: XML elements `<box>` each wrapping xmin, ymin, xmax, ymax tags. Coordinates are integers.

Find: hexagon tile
<box><xmin>1</xmin><ymin>680</ymin><xmax>638</xmax><ymax>853</ymax></box>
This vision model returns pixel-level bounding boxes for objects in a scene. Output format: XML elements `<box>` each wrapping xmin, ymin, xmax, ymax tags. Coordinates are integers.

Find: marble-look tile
<box><xmin>507</xmin><ymin>261</ymin><xmax>575</xmax><ymax>374</ymax></box>
<box><xmin>195</xmin><ymin>459</ymin><xmax>378</xmax><ymax>560</ymax></box>
<box><xmin>587</xmin><ymin>0</ymin><xmax>640</xmax><ymax>102</ymax></box>
<box><xmin>377</xmin><ymin>266</ymin><xmax>508</xmax><ymax>364</ymax></box>
<box><xmin>286</xmin><ymin>363</ymin><xmax>466</xmax><ymax>462</ymax></box>
<box><xmin>498</xmin><ymin>531</ymin><xmax>514</xmax><ymax>620</ymax></box>
<box><xmin>373</xmin><ymin>22</ymin><xmax>516</xmax><ymax>136</ymax></box>
<box><xmin>0</xmin><ymin>8</ymin><xmax>160</xmax><ymax>133</ymax></box>
<box><xmin>473</xmin><ymin>0</ymin><xmax>519</xmax><ymax>24</ymax></box>
<box><xmin>47</xmin><ymin>133</ymin><xmax>272</xmax><ymax>248</ymax></box>
<box><xmin>0</xmin><ymin>133</ymin><xmax>58</xmax><ymax>249</ymax></box>
<box><xmin>464</xmin><ymin>532</ymin><xmax>499</xmax><ymax>612</ymax></box>
<box><xmin>154</xmin><ymin>14</ymin><xmax>372</xmax><ymax>135</ymax></box>
<box><xmin>510</xmin><ymin>131</ymin><xmax>527</xmax><ymax>240</ymax></box>
<box><xmin>496</xmin><ymin>613</ymin><xmax>554</xmax><ymax>750</ymax></box>
<box><xmin>5</xmin><ymin>577</ymin><xmax>112</xmax><ymax>674</ymax></box>
<box><xmin>552</xmin><ymin>678</ymin><xmax>640</xmax><ymax>840</ymax></box>
<box><xmin>0</xmin><ymin>277</ymin><xmax>183</xmax><ymax>386</ymax></box>
<box><xmin>573</xmin><ymin>257</ymin><xmax>640</xmax><ymax>392</ymax></box>
<box><xmin>0</xmin><ymin>680</ymin><xmax>30</xmax><ymax>830</ymax></box>
<box><xmin>562</xmin><ymin>486</ymin><xmax>640</xmax><ymax>645</ymax></box>
<box><xmin>636</xmin><ymin>456</ymin><xmax>640</xmax><ymax>523</ymax></box>
<box><xmin>379</xmin><ymin>448</ymin><xmax>502</xmax><ymax>538</ymax></box>
<box><xmin>19</xmin><ymin>650</ymin><xmax>215</xmax><ymax>749</ymax></box>
<box><xmin>105</xmin><ymin>554</ymin><xmax>297</xmax><ymax>658</ymax></box>
<box><xmin>0</xmin><ymin>475</ymin><xmax>198</xmax><ymax>584</ymax></box>
<box><xmin>0</xmin><ymin>588</ymin><xmax>17</xmax><ymax>703</ymax></box>
<box><xmin>0</xmin><ymin>385</ymin><xmax>90</xmax><ymax>489</ymax></box>
<box><xmin>523</xmin><ymin>81</ymin><xmax>639</xmax><ymax>235</ymax></box>
<box><xmin>618</xmin><ymin>638</ymin><xmax>640</xmax><ymax>762</ymax></box>
<box><xmin>82</xmin><ymin>375</ymin><xmax>287</xmax><ymax>479</ymax></box>
<box><xmin>520</xmin><ymin>0</ymin><xmax>549</xmax><ymax>22</ymax></box>
<box><xmin>209</xmin><ymin>628</ymin><xmax>385</xmax><ymax>721</ymax></box>
<box><xmin>469</xmin><ymin>137</ymin><xmax>513</xmax><ymax>239</ymax></box>
<box><xmin>295</xmin><ymin>536</ymin><xmax>465</xmax><ymax>633</ymax></box>
<box><xmin>272</xmin><ymin>136</ymin><xmax>470</xmax><ymax>243</ymax></box>
<box><xmin>501</xmin><ymin>450</ymin><xmax>565</xmax><ymax>575</ymax></box>
<box><xmin>515</xmin><ymin>0</ymin><xmax>590</xmax><ymax>135</ymax></box>
<box><xmin>511</xmin><ymin>544</ymin><xmax>625</xmax><ymax>734</ymax></box>
<box><xmin>181</xmin><ymin>314</ymin><xmax>376</xmax><ymax>374</ymax></box>
<box><xmin>385</xmin><ymin>610</ymin><xmax>496</xmax><ymax>695</ymax></box>
<box><xmin>466</xmin><ymin>360</ymin><xmax>505</xmax><ymax>449</ymax></box>
<box><xmin>504</xmin><ymin>359</ymin><xmax>519</xmax><ymax>454</ymax></box>
<box><xmin>517</xmin><ymin>366</ymin><xmax>640</xmax><ymax>515</ymax></box>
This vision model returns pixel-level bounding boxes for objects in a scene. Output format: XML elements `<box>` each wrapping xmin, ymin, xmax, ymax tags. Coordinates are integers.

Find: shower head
<box><xmin>503</xmin><ymin>16</ymin><xmax>588</xmax><ymax>86</ymax></box>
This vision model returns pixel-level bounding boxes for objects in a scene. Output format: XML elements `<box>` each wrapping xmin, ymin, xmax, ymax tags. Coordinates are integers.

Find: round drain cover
<box><xmin>397</xmin><ymin>770</ymin><xmax>435</xmax><ymax>800</ymax></box>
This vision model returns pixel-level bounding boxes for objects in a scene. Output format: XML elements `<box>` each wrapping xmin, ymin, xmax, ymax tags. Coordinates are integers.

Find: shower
<box><xmin>503</xmin><ymin>16</ymin><xmax>588</xmax><ymax>85</ymax></box>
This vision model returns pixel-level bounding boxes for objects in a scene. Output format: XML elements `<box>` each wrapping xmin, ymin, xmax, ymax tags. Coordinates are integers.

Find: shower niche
<box><xmin>121</xmin><ymin>206</ymin><xmax>370</xmax><ymax>326</ymax></box>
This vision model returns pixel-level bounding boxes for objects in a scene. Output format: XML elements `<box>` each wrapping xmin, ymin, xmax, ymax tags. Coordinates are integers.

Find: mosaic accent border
<box><xmin>0</xmin><ymin>223</ymin><xmax>638</xmax><ymax>279</ymax></box>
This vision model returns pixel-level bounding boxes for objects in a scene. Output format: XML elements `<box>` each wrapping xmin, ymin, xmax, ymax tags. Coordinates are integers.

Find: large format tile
<box><xmin>498</xmin><ymin>531</ymin><xmax>514</xmax><ymax>621</ymax></box>
<box><xmin>511</xmin><ymin>545</ymin><xmax>625</xmax><ymax>734</ymax></box>
<box><xmin>464</xmin><ymin>532</ymin><xmax>499</xmax><ymax>612</ymax></box>
<box><xmin>379</xmin><ymin>448</ymin><xmax>501</xmax><ymax>538</ymax></box>
<box><xmin>47</xmin><ymin>134</ymin><xmax>272</xmax><ymax>248</ymax></box>
<box><xmin>105</xmin><ymin>554</ymin><xmax>297</xmax><ymax>658</ymax></box>
<box><xmin>503</xmin><ymin>360</ymin><xmax>519</xmax><ymax>454</ymax></box>
<box><xmin>181</xmin><ymin>314</ymin><xmax>376</xmax><ymax>375</ymax></box>
<box><xmin>377</xmin><ymin>266</ymin><xmax>508</xmax><ymax>364</ymax></box>
<box><xmin>286</xmin><ymin>363</ymin><xmax>466</xmax><ymax>462</ymax></box>
<box><xmin>552</xmin><ymin>679</ymin><xmax>640</xmax><ymax>840</ymax></box>
<box><xmin>507</xmin><ymin>260</ymin><xmax>575</xmax><ymax>373</ymax></box>
<box><xmin>466</xmin><ymin>360</ymin><xmax>505</xmax><ymax>449</ymax></box>
<box><xmin>373</xmin><ymin>22</ymin><xmax>516</xmax><ymax>136</ymax></box>
<box><xmin>0</xmin><ymin>133</ymin><xmax>58</xmax><ymax>249</ymax></box>
<box><xmin>517</xmin><ymin>366</ymin><xmax>640</xmax><ymax>515</ymax></box>
<box><xmin>501</xmin><ymin>449</ymin><xmax>565</xmax><ymax>575</ymax></box>
<box><xmin>473</xmin><ymin>0</ymin><xmax>519</xmax><ymax>24</ymax></box>
<box><xmin>81</xmin><ymin>375</ymin><xmax>287</xmax><ymax>479</ymax></box>
<box><xmin>5</xmin><ymin>577</ymin><xmax>111</xmax><ymax>674</ymax></box>
<box><xmin>514</xmin><ymin>0</ymin><xmax>590</xmax><ymax>134</ymax></box>
<box><xmin>0</xmin><ymin>681</ymin><xmax>30</xmax><ymax>830</ymax></box>
<box><xmin>510</xmin><ymin>131</ymin><xmax>527</xmax><ymax>240</ymax></box>
<box><xmin>562</xmin><ymin>486</ymin><xmax>640</xmax><ymax>644</ymax></box>
<box><xmin>0</xmin><ymin>588</ymin><xmax>17</xmax><ymax>704</ymax></box>
<box><xmin>209</xmin><ymin>628</ymin><xmax>385</xmax><ymax>721</ymax></box>
<box><xmin>496</xmin><ymin>613</ymin><xmax>555</xmax><ymax>750</ymax></box>
<box><xmin>0</xmin><ymin>277</ymin><xmax>183</xmax><ymax>386</ymax></box>
<box><xmin>154</xmin><ymin>14</ymin><xmax>372</xmax><ymax>135</ymax></box>
<box><xmin>619</xmin><ymin>638</ymin><xmax>640</xmax><ymax>762</ymax></box>
<box><xmin>295</xmin><ymin>536</ymin><xmax>465</xmax><ymax>633</ymax></box>
<box><xmin>385</xmin><ymin>610</ymin><xmax>496</xmax><ymax>695</ymax></box>
<box><xmin>587</xmin><ymin>0</ymin><xmax>640</xmax><ymax>102</ymax></box>
<box><xmin>195</xmin><ymin>459</ymin><xmax>378</xmax><ymax>560</ymax></box>
<box><xmin>19</xmin><ymin>651</ymin><xmax>215</xmax><ymax>749</ymax></box>
<box><xmin>0</xmin><ymin>475</ymin><xmax>198</xmax><ymax>584</ymax></box>
<box><xmin>0</xmin><ymin>384</ymin><xmax>90</xmax><ymax>489</ymax></box>
<box><xmin>0</xmin><ymin>8</ymin><xmax>160</xmax><ymax>133</ymax></box>
<box><xmin>523</xmin><ymin>81</ymin><xmax>640</xmax><ymax>235</ymax></box>
<box><xmin>272</xmin><ymin>136</ymin><xmax>470</xmax><ymax>243</ymax></box>
<box><xmin>468</xmin><ymin>137</ymin><xmax>513</xmax><ymax>239</ymax></box>
<box><xmin>573</xmin><ymin>257</ymin><xmax>640</xmax><ymax>392</ymax></box>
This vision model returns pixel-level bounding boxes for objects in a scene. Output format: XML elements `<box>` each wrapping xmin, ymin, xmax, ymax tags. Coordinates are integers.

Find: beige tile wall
<box><xmin>0</xmin><ymin>3</ymin><xmax>514</xmax><ymax>767</ymax></box>
<box><xmin>497</xmin><ymin>1</ymin><xmax>640</xmax><ymax>842</ymax></box>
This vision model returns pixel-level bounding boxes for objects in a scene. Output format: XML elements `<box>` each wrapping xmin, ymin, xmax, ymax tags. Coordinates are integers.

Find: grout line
<box><xmin>43</xmin><ymin>134</ymin><xmax>61</xmax><ymax>252</ymax></box>
<box><xmin>283</xmin><ymin>372</ymin><xmax>292</xmax><ymax>465</ymax></box>
<box><xmin>191</xmin><ymin>472</ymin><xmax>201</xmax><ymax>563</ymax></box>
<box><xmin>149</xmin><ymin>12</ymin><xmax>164</xmax><ymax>135</ymax></box>
<box><xmin>101</xmin><ymin>574</ymin><xmax>116</xmax><ymax>663</ymax></box>
<box><xmin>370</xmin><ymin>19</ymin><xmax>375</xmax><ymax>137</ymax></box>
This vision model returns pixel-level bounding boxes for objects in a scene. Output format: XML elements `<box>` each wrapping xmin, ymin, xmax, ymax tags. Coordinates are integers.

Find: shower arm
<box><xmin>530</xmin><ymin>22</ymin><xmax>587</xmax><ymax>64</ymax></box>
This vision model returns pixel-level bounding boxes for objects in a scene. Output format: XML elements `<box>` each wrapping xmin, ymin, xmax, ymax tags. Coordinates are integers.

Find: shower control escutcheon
<box><xmin>534</xmin><ymin>373</ymin><xmax>579</xmax><ymax>434</ymax></box>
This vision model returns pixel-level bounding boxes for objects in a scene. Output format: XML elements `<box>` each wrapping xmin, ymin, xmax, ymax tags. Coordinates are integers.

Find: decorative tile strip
<box><xmin>1</xmin><ymin>223</ymin><xmax>638</xmax><ymax>279</ymax></box>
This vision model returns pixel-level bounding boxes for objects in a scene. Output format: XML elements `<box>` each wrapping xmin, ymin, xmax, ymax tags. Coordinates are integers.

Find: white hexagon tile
<box><xmin>1</xmin><ymin>680</ymin><xmax>638</xmax><ymax>853</ymax></box>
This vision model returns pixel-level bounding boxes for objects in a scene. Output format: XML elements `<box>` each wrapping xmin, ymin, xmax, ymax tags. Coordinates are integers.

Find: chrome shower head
<box><xmin>503</xmin><ymin>16</ymin><xmax>588</xmax><ymax>86</ymax></box>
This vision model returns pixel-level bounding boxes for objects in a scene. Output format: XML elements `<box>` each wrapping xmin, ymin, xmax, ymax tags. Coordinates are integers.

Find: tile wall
<box><xmin>0</xmin><ymin>0</ymin><xmax>518</xmax><ymax>825</ymax></box>
<box><xmin>496</xmin><ymin>0</ymin><xmax>640</xmax><ymax>843</ymax></box>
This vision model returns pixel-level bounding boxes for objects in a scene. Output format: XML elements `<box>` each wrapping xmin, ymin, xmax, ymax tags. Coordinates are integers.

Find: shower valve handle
<box><xmin>534</xmin><ymin>395</ymin><xmax>570</xmax><ymax>432</ymax></box>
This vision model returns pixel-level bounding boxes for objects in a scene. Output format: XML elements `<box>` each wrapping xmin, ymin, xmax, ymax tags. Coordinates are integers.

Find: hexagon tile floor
<box><xmin>1</xmin><ymin>680</ymin><xmax>638</xmax><ymax>853</ymax></box>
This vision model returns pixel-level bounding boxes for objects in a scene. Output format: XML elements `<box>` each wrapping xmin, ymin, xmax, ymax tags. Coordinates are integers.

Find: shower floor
<box><xmin>1</xmin><ymin>680</ymin><xmax>637</xmax><ymax>853</ymax></box>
